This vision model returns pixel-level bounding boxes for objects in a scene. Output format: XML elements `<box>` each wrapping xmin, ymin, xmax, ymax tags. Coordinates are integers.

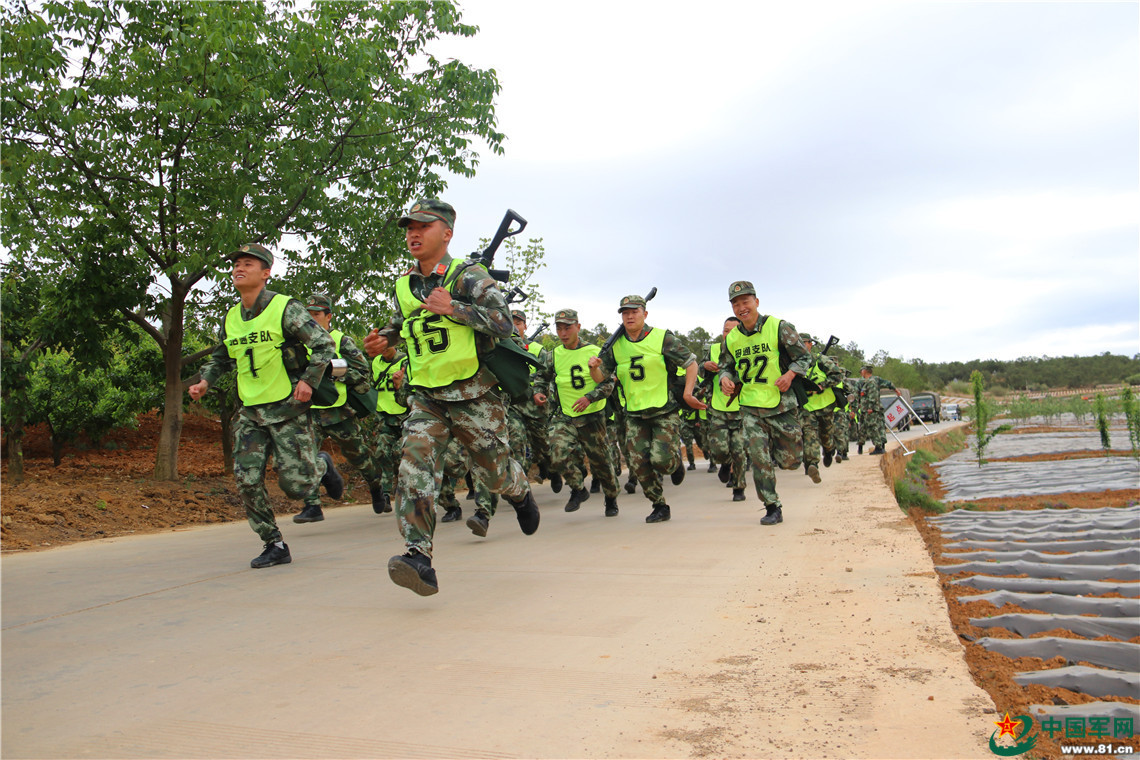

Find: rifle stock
<box><xmin>471</xmin><ymin>209</ymin><xmax>527</xmax><ymax>283</ymax></box>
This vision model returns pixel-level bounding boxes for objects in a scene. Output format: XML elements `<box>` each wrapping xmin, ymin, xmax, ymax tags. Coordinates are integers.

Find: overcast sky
<box><xmin>425</xmin><ymin>1</ymin><xmax>1138</xmax><ymax>364</ymax></box>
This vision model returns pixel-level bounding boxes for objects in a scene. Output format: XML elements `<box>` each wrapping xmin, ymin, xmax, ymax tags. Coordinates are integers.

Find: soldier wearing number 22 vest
<box><xmin>716</xmin><ymin>280</ymin><xmax>812</xmax><ymax>526</ymax></box>
<box><xmin>363</xmin><ymin>198</ymin><xmax>540</xmax><ymax>597</ymax></box>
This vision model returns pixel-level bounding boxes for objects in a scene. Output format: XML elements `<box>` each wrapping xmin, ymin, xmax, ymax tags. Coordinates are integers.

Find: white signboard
<box><xmin>884</xmin><ymin>399</ymin><xmax>909</xmax><ymax>430</ymax></box>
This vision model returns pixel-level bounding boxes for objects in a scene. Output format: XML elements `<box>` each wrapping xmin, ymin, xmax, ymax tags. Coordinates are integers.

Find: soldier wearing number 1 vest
<box><xmin>534</xmin><ymin>308</ymin><xmax>621</xmax><ymax>516</ymax></box>
<box><xmin>595</xmin><ymin>295</ymin><xmax>705</xmax><ymax>524</ymax></box>
<box><xmin>363</xmin><ymin>198</ymin><xmax>540</xmax><ymax>597</ymax></box>
<box><xmin>188</xmin><ymin>243</ymin><xmax>340</xmax><ymax>569</ymax></box>
<box><xmin>716</xmin><ymin>281</ymin><xmax>812</xmax><ymax>526</ymax></box>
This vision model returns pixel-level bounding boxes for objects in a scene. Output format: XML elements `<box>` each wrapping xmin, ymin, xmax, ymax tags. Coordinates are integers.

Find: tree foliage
<box><xmin>2</xmin><ymin>0</ymin><xmax>504</xmax><ymax>479</ymax></box>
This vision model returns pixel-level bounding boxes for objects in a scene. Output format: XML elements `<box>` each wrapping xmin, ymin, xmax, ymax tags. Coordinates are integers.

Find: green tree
<box><xmin>968</xmin><ymin>370</ymin><xmax>1011</xmax><ymax>467</ymax></box>
<box><xmin>3</xmin><ymin>0</ymin><xmax>503</xmax><ymax>480</ymax></box>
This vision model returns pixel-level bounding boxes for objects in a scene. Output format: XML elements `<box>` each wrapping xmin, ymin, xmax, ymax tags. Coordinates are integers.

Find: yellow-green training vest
<box><xmin>612</xmin><ymin>328</ymin><xmax>668</xmax><ymax>413</ymax></box>
<box><xmin>525</xmin><ymin>340</ymin><xmax>543</xmax><ymax>372</ymax></box>
<box><xmin>803</xmin><ymin>359</ymin><xmax>836</xmax><ymax>412</ymax></box>
<box><xmin>224</xmin><ymin>293</ymin><xmax>292</xmax><ymax>406</ymax></box>
<box><xmin>372</xmin><ymin>355</ymin><xmax>409</xmax><ymax>415</ymax></box>
<box><xmin>311</xmin><ymin>330</ymin><xmax>348</xmax><ymax>410</ymax></box>
<box><xmin>724</xmin><ymin>317</ymin><xmax>782</xmax><ymax>409</ymax></box>
<box><xmin>554</xmin><ymin>343</ymin><xmax>606</xmax><ymax>417</ymax></box>
<box><xmin>709</xmin><ymin>342</ymin><xmax>741</xmax><ymax>413</ymax></box>
<box><xmin>395</xmin><ymin>259</ymin><xmax>479</xmax><ymax>389</ymax></box>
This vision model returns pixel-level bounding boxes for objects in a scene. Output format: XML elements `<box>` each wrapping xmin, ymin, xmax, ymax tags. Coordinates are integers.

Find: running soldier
<box><xmin>701</xmin><ymin>316</ymin><xmax>748</xmax><ymax>501</ymax></box>
<box><xmin>798</xmin><ymin>333</ymin><xmax>845</xmax><ymax>480</ymax></box>
<box><xmin>716</xmin><ymin>281</ymin><xmax>812</xmax><ymax>526</ymax></box>
<box><xmin>363</xmin><ymin>199</ymin><xmax>540</xmax><ymax>596</ymax></box>
<box><xmin>856</xmin><ymin>364</ymin><xmax>895</xmax><ymax>455</ymax></box>
<box><xmin>535</xmin><ymin>308</ymin><xmax>620</xmax><ymax>516</ymax></box>
<box><xmin>831</xmin><ymin>368</ymin><xmax>857</xmax><ymax>462</ymax></box>
<box><xmin>510</xmin><ymin>310</ymin><xmax>557</xmax><ymax>490</ymax></box>
<box><xmin>293</xmin><ymin>293</ymin><xmax>388</xmax><ymax>522</ymax></box>
<box><xmin>188</xmin><ymin>243</ymin><xmax>341</xmax><ymax>568</ymax></box>
<box><xmin>593</xmin><ymin>295</ymin><xmax>705</xmax><ymax>523</ymax></box>
<box><xmin>369</xmin><ymin>346</ymin><xmax>409</xmax><ymax>513</ymax></box>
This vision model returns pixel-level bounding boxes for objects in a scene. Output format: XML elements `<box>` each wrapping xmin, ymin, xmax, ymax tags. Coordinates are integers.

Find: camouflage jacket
<box><xmin>598</xmin><ymin>327</ymin><xmax>695</xmax><ymax>419</ymax></box>
<box><xmin>377</xmin><ymin>253</ymin><xmax>514</xmax><ymax>403</ymax></box>
<box><xmin>199</xmin><ymin>287</ymin><xmax>336</xmax><ymax>426</ymax></box>
<box><xmin>804</xmin><ymin>351</ymin><xmax>845</xmax><ymax>408</ymax></box>
<box><xmin>535</xmin><ymin>339</ymin><xmax>616</xmax><ymax>426</ymax></box>
<box><xmin>856</xmin><ymin>374</ymin><xmax>895</xmax><ymax>411</ymax></box>
<box><xmin>715</xmin><ymin>316</ymin><xmax>811</xmax><ymax>418</ymax></box>
<box><xmin>312</xmin><ymin>330</ymin><xmax>372</xmax><ymax>425</ymax></box>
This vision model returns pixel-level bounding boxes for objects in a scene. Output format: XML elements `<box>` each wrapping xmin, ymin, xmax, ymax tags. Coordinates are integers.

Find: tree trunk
<box><xmin>5</xmin><ymin>412</ymin><xmax>25</xmax><ymax>484</ymax></box>
<box><xmin>48</xmin><ymin>421</ymin><xmax>63</xmax><ymax>467</ymax></box>
<box><xmin>153</xmin><ymin>286</ymin><xmax>188</xmax><ymax>481</ymax></box>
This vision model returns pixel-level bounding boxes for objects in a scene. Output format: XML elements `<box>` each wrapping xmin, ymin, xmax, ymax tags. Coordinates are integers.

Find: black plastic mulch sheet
<box><xmin>965</xmin><ymin>590</ymin><xmax>1140</xmax><ymax>617</ymax></box>
<box><xmin>1013</xmin><ymin>666</ymin><xmax>1140</xmax><ymax>700</ymax></box>
<box><xmin>977</xmin><ymin>637</ymin><xmax>1140</xmax><ymax>671</ymax></box>
<box><xmin>951</xmin><ymin>576</ymin><xmax>1139</xmax><ymax>595</ymax></box>
<box><xmin>936</xmin><ymin>559</ymin><xmax>1140</xmax><ymax>581</ymax></box>
<box><xmin>945</xmin><ymin>539</ymin><xmax>1136</xmax><ymax>552</ymax></box>
<box><xmin>1028</xmin><ymin>701</ymin><xmax>1140</xmax><ymax>723</ymax></box>
<box><xmin>939</xmin><ymin>547</ymin><xmax>1140</xmax><ymax>566</ymax></box>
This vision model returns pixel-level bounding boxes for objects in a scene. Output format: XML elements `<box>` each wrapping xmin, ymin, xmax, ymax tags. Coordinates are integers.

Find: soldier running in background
<box><xmin>363</xmin><ymin>199</ymin><xmax>540</xmax><ymax>596</ymax></box>
<box><xmin>701</xmin><ymin>316</ymin><xmax>749</xmax><ymax>501</ymax></box>
<box><xmin>188</xmin><ymin>243</ymin><xmax>341</xmax><ymax>569</ymax></box>
<box><xmin>798</xmin><ymin>333</ymin><xmax>845</xmax><ymax>481</ymax></box>
<box><xmin>368</xmin><ymin>347</ymin><xmax>409</xmax><ymax>513</ymax></box>
<box><xmin>856</xmin><ymin>364</ymin><xmax>896</xmax><ymax>455</ymax></box>
<box><xmin>716</xmin><ymin>281</ymin><xmax>811</xmax><ymax>526</ymax></box>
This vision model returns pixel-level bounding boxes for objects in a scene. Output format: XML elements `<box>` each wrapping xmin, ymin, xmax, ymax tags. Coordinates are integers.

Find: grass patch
<box><xmin>894</xmin><ymin>449</ymin><xmax>945</xmax><ymax>513</ymax></box>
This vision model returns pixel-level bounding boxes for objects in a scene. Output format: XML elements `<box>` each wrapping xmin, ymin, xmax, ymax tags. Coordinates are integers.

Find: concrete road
<box><xmin>3</xmin><ymin>431</ymin><xmax>993</xmax><ymax>759</ymax></box>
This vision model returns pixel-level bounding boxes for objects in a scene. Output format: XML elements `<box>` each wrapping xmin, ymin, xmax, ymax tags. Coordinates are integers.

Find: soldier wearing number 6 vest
<box><xmin>363</xmin><ymin>198</ymin><xmax>540</xmax><ymax>597</ymax></box>
<box><xmin>798</xmin><ymin>333</ymin><xmax>845</xmax><ymax>480</ymax></box>
<box><xmin>188</xmin><ymin>243</ymin><xmax>340</xmax><ymax>569</ymax></box>
<box><xmin>716</xmin><ymin>281</ymin><xmax>812</xmax><ymax>526</ymax></box>
<box><xmin>701</xmin><ymin>316</ymin><xmax>749</xmax><ymax>501</ymax></box>
<box><xmin>534</xmin><ymin>308</ymin><xmax>621</xmax><ymax>516</ymax></box>
<box><xmin>292</xmin><ymin>292</ymin><xmax>389</xmax><ymax>523</ymax></box>
<box><xmin>594</xmin><ymin>295</ymin><xmax>705</xmax><ymax>524</ymax></box>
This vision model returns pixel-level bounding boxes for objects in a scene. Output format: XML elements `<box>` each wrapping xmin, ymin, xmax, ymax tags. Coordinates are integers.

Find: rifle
<box><xmin>527</xmin><ymin>322</ymin><xmax>549</xmax><ymax>343</ymax></box>
<box><xmin>504</xmin><ymin>285</ymin><xmax>529</xmax><ymax>305</ymax></box>
<box><xmin>600</xmin><ymin>287</ymin><xmax>657</xmax><ymax>354</ymax></box>
<box><xmin>801</xmin><ymin>335</ymin><xmax>840</xmax><ymax>393</ymax></box>
<box><xmin>469</xmin><ymin>209</ymin><xmax>527</xmax><ymax>283</ymax></box>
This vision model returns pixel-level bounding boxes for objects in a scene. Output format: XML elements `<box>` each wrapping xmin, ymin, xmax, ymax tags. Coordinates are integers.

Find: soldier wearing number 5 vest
<box><xmin>363</xmin><ymin>198</ymin><xmax>540</xmax><ymax>597</ymax></box>
<box><xmin>798</xmin><ymin>333</ymin><xmax>845</xmax><ymax>480</ymax></box>
<box><xmin>534</xmin><ymin>308</ymin><xmax>621</xmax><ymax>516</ymax></box>
<box><xmin>701</xmin><ymin>316</ymin><xmax>749</xmax><ymax>501</ymax></box>
<box><xmin>188</xmin><ymin>244</ymin><xmax>342</xmax><ymax>569</ymax></box>
<box><xmin>716</xmin><ymin>281</ymin><xmax>812</xmax><ymax>526</ymax></box>
<box><xmin>593</xmin><ymin>295</ymin><xmax>706</xmax><ymax>523</ymax></box>
<box><xmin>291</xmin><ymin>292</ymin><xmax>389</xmax><ymax>523</ymax></box>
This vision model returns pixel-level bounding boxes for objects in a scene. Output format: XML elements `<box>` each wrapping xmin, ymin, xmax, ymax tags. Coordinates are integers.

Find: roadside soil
<box><xmin>896</xmin><ymin>427</ymin><xmax>1140</xmax><ymax>760</ymax></box>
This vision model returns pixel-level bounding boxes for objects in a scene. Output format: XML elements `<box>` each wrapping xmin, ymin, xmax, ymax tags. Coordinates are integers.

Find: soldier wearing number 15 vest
<box><xmin>717</xmin><ymin>281</ymin><xmax>812</xmax><ymax>526</ymax></box>
<box><xmin>535</xmin><ymin>309</ymin><xmax>620</xmax><ymax>515</ymax></box>
<box><xmin>364</xmin><ymin>198</ymin><xmax>539</xmax><ymax>597</ymax></box>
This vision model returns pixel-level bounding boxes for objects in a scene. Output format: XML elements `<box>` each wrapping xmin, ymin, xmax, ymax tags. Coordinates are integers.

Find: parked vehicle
<box><xmin>880</xmin><ymin>388</ymin><xmax>912</xmax><ymax>431</ymax></box>
<box><xmin>943</xmin><ymin>403</ymin><xmax>960</xmax><ymax>421</ymax></box>
<box><xmin>911</xmin><ymin>392</ymin><xmax>941</xmax><ymax>423</ymax></box>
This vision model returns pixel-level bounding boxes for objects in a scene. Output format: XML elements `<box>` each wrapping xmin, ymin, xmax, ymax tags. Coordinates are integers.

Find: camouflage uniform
<box><xmin>368</xmin><ymin>352</ymin><xmax>410</xmax><ymax>496</ymax></box>
<box><xmin>679</xmin><ymin>407</ymin><xmax>700</xmax><ymax>469</ymax></box>
<box><xmin>717</xmin><ymin>282</ymin><xmax>812</xmax><ymax>514</ymax></box>
<box><xmin>700</xmin><ymin>340</ymin><xmax>748</xmax><ymax>491</ymax></box>
<box><xmin>375</xmin><ymin>251</ymin><xmax>534</xmax><ymax>560</ymax></box>
<box><xmin>856</xmin><ymin>367</ymin><xmax>895</xmax><ymax>451</ymax></box>
<box><xmin>798</xmin><ymin>337</ymin><xmax>845</xmax><ymax>471</ymax></box>
<box><xmin>198</xmin><ymin>285</ymin><xmax>336</xmax><ymax>547</ymax></box>
<box><xmin>598</xmin><ymin>301</ymin><xmax>696</xmax><ymax>512</ymax></box>
<box><xmin>832</xmin><ymin>375</ymin><xmax>857</xmax><ymax>458</ymax></box>
<box><xmin>437</xmin><ymin>437</ymin><xmax>497</xmax><ymax>517</ymax></box>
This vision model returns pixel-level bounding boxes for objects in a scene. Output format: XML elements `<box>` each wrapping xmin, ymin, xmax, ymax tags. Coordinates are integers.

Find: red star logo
<box><xmin>994</xmin><ymin>713</ymin><xmax>1020</xmax><ymax>739</ymax></box>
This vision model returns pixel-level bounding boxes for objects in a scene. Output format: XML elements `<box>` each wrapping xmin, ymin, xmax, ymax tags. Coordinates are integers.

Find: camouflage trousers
<box><xmin>438</xmin><ymin>437</ymin><xmax>496</xmax><ymax>515</ymax></box>
<box><xmin>398</xmin><ymin>390</ymin><xmax>529</xmax><ymax>558</ymax></box>
<box><xmin>801</xmin><ymin>406</ymin><xmax>836</xmax><ymax>467</ymax></box>
<box><xmin>232</xmin><ymin>411</ymin><xmax>325</xmax><ymax>543</ymax></box>
<box><xmin>742</xmin><ymin>407</ymin><xmax>803</xmax><ymax>507</ymax></box>
<box><xmin>507</xmin><ymin>407</ymin><xmax>529</xmax><ymax>474</ymax></box>
<box><xmin>857</xmin><ymin>405</ymin><xmax>887</xmax><ymax>448</ymax></box>
<box><xmin>548</xmin><ymin>411</ymin><xmax>619</xmax><ymax>498</ymax></box>
<box><xmin>704</xmin><ymin>408</ymin><xmax>748</xmax><ymax>489</ymax></box>
<box><xmin>368</xmin><ymin>413</ymin><xmax>406</xmax><ymax>493</ymax></box>
<box><xmin>314</xmin><ymin>409</ymin><xmax>383</xmax><ymax>493</ymax></box>
<box><xmin>607</xmin><ymin>421</ymin><xmax>624</xmax><ymax>477</ymax></box>
<box><xmin>514</xmin><ymin>406</ymin><xmax>552</xmax><ymax>474</ymax></box>
<box><xmin>624</xmin><ymin>411</ymin><xmax>681</xmax><ymax>506</ymax></box>
<box><xmin>679</xmin><ymin>416</ymin><xmax>699</xmax><ymax>466</ymax></box>
<box><xmin>833</xmin><ymin>407</ymin><xmax>850</xmax><ymax>454</ymax></box>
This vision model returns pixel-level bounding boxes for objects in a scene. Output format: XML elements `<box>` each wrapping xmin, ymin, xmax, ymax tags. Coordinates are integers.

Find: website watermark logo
<box><xmin>988</xmin><ymin>712</ymin><xmax>1136</xmax><ymax>757</ymax></box>
<box><xmin>989</xmin><ymin>713</ymin><xmax>1038</xmax><ymax>756</ymax></box>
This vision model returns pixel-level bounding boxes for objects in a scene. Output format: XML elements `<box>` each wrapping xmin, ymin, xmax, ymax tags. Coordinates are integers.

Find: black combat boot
<box><xmin>564</xmin><ymin>487</ymin><xmax>589</xmax><ymax>512</ymax></box>
<box><xmin>441</xmin><ymin>505</ymin><xmax>462</xmax><ymax>522</ymax></box>
<box><xmin>318</xmin><ymin>452</ymin><xmax>344</xmax><ymax>500</ymax></box>
<box><xmin>857</xmin><ymin>443</ymin><xmax>864</xmax><ymax>455</ymax></box>
<box><xmin>370</xmin><ymin>483</ymin><xmax>388</xmax><ymax>514</ymax></box>
<box><xmin>805</xmin><ymin>463</ymin><xmax>821</xmax><ymax>484</ymax></box>
<box><xmin>466</xmin><ymin>509</ymin><xmax>490</xmax><ymax>537</ymax></box>
<box><xmin>718</xmin><ymin>462</ymin><xmax>731</xmax><ymax>483</ymax></box>
<box><xmin>732</xmin><ymin>488</ymin><xmax>746</xmax><ymax>502</ymax></box>
<box><xmin>549</xmin><ymin>471</ymin><xmax>563</xmax><ymax>494</ymax></box>
<box><xmin>507</xmin><ymin>490</ymin><xmax>540</xmax><ymax>535</ymax></box>
<box><xmin>251</xmin><ymin>541</ymin><xmax>291</xmax><ymax>568</ymax></box>
<box><xmin>589</xmin><ymin>477</ymin><xmax>600</xmax><ymax>494</ymax></box>
<box><xmin>293</xmin><ymin>504</ymin><xmax>324</xmax><ymax>523</ymax></box>
<box><xmin>760</xmin><ymin>504</ymin><xmax>783</xmax><ymax>525</ymax></box>
<box><xmin>670</xmin><ymin>458</ymin><xmax>686</xmax><ymax>486</ymax></box>
<box><xmin>823</xmin><ymin>449</ymin><xmax>833</xmax><ymax>467</ymax></box>
<box><xmin>645</xmin><ymin>503</ymin><xmax>671</xmax><ymax>523</ymax></box>
<box><xmin>707</xmin><ymin>461</ymin><xmax>717</xmax><ymax>473</ymax></box>
<box><xmin>604</xmin><ymin>496</ymin><xmax>619</xmax><ymax>517</ymax></box>
<box><xmin>624</xmin><ymin>479</ymin><xmax>637</xmax><ymax>494</ymax></box>
<box><xmin>388</xmin><ymin>549</ymin><xmax>438</xmax><ymax>596</ymax></box>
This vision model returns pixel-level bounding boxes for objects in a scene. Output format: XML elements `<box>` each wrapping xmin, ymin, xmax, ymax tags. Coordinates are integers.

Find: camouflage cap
<box><xmin>554</xmin><ymin>308</ymin><xmax>579</xmax><ymax>324</ymax></box>
<box><xmin>307</xmin><ymin>292</ymin><xmax>334</xmax><ymax>312</ymax></box>
<box><xmin>861</xmin><ymin>364</ymin><xmax>874</xmax><ymax>373</ymax></box>
<box><xmin>617</xmin><ymin>294</ymin><xmax>647</xmax><ymax>312</ymax></box>
<box><xmin>800</xmin><ymin>332</ymin><xmax>817</xmax><ymax>345</ymax></box>
<box><xmin>397</xmin><ymin>198</ymin><xmax>455</xmax><ymax>230</ymax></box>
<box><xmin>728</xmin><ymin>280</ymin><xmax>755</xmax><ymax>299</ymax></box>
<box><xmin>230</xmin><ymin>243</ymin><xmax>273</xmax><ymax>267</ymax></box>
<box><xmin>510</xmin><ymin>309</ymin><xmax>527</xmax><ymax>322</ymax></box>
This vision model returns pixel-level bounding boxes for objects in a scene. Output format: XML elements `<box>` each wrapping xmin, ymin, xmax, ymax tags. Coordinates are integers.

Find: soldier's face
<box><xmin>308</xmin><ymin>309</ymin><xmax>332</xmax><ymax>330</ymax></box>
<box><xmin>405</xmin><ymin>220</ymin><xmax>452</xmax><ymax>262</ymax></box>
<box><xmin>513</xmin><ymin>317</ymin><xmax>527</xmax><ymax>335</ymax></box>
<box><xmin>556</xmin><ymin>321</ymin><xmax>580</xmax><ymax>346</ymax></box>
<box><xmin>730</xmin><ymin>294</ymin><xmax>759</xmax><ymax>328</ymax></box>
<box><xmin>722</xmin><ymin>320</ymin><xmax>738</xmax><ymax>338</ymax></box>
<box><xmin>232</xmin><ymin>255</ymin><xmax>269</xmax><ymax>292</ymax></box>
<box><xmin>620</xmin><ymin>307</ymin><xmax>646</xmax><ymax>335</ymax></box>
